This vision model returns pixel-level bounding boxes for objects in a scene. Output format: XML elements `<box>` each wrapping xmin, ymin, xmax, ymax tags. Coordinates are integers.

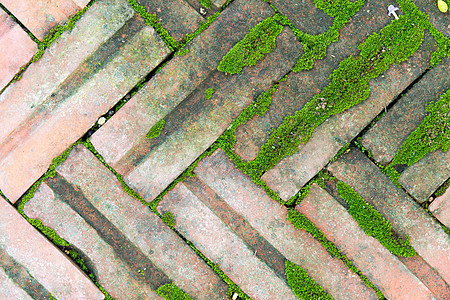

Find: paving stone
<box><xmin>296</xmin><ymin>183</ymin><xmax>435</xmax><ymax>299</ymax></box>
<box><xmin>0</xmin><ymin>267</ymin><xmax>33</xmax><ymax>299</ymax></box>
<box><xmin>0</xmin><ymin>0</ymin><xmax>171</xmax><ymax>202</ymax></box>
<box><xmin>270</xmin><ymin>0</ymin><xmax>333</xmax><ymax>35</ymax></box>
<box><xmin>361</xmin><ymin>57</ymin><xmax>450</xmax><ymax>164</ymax></box>
<box><xmin>328</xmin><ymin>147</ymin><xmax>450</xmax><ymax>285</ymax></box>
<box><xmin>137</xmin><ymin>0</ymin><xmax>205</xmax><ymax>41</ymax></box>
<box><xmin>23</xmin><ymin>144</ymin><xmax>229</xmax><ymax>299</ymax></box>
<box><xmin>234</xmin><ymin>0</ymin><xmax>395</xmax><ymax>161</ymax></box>
<box><xmin>0</xmin><ymin>10</ymin><xmax>37</xmax><ymax>90</ymax></box>
<box><xmin>0</xmin><ymin>198</ymin><xmax>103</xmax><ymax>299</ymax></box>
<box><xmin>429</xmin><ymin>188</ymin><xmax>450</xmax><ymax>228</ymax></box>
<box><xmin>261</xmin><ymin>30</ymin><xmax>436</xmax><ymax>201</ymax></box>
<box><xmin>399</xmin><ymin>150</ymin><xmax>450</xmax><ymax>203</ymax></box>
<box><xmin>188</xmin><ymin>149</ymin><xmax>378</xmax><ymax>299</ymax></box>
<box><xmin>0</xmin><ymin>0</ymin><xmax>89</xmax><ymax>41</ymax></box>
<box><xmin>91</xmin><ymin>0</ymin><xmax>273</xmax><ymax>167</ymax></box>
<box><xmin>413</xmin><ymin>0</ymin><xmax>450</xmax><ymax>38</ymax></box>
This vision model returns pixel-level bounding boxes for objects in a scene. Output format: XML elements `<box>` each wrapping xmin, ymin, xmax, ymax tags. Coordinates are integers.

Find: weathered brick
<box><xmin>0</xmin><ymin>10</ymin><xmax>36</xmax><ymax>90</ymax></box>
<box><xmin>91</xmin><ymin>0</ymin><xmax>274</xmax><ymax>166</ymax></box>
<box><xmin>0</xmin><ymin>0</ymin><xmax>87</xmax><ymax>41</ymax></box>
<box><xmin>413</xmin><ymin>0</ymin><xmax>450</xmax><ymax>38</ymax></box>
<box><xmin>399</xmin><ymin>150</ymin><xmax>450</xmax><ymax>203</ymax></box>
<box><xmin>429</xmin><ymin>188</ymin><xmax>450</xmax><ymax>228</ymax></box>
<box><xmin>159</xmin><ymin>182</ymin><xmax>298</xmax><ymax>300</ymax></box>
<box><xmin>0</xmin><ymin>1</ymin><xmax>171</xmax><ymax>202</ymax></box>
<box><xmin>261</xmin><ymin>31</ymin><xmax>436</xmax><ymax>201</ymax></box>
<box><xmin>234</xmin><ymin>0</ymin><xmax>395</xmax><ymax>161</ymax></box>
<box><xmin>296</xmin><ymin>183</ymin><xmax>434</xmax><ymax>299</ymax></box>
<box><xmin>0</xmin><ymin>267</ymin><xmax>33</xmax><ymax>300</ymax></box>
<box><xmin>92</xmin><ymin>15</ymin><xmax>301</xmax><ymax>201</ymax></box>
<box><xmin>137</xmin><ymin>0</ymin><xmax>205</xmax><ymax>41</ymax></box>
<box><xmin>0</xmin><ymin>198</ymin><xmax>103</xmax><ymax>299</ymax></box>
<box><xmin>328</xmin><ymin>148</ymin><xmax>450</xmax><ymax>284</ymax></box>
<box><xmin>24</xmin><ymin>145</ymin><xmax>228</xmax><ymax>299</ymax></box>
<box><xmin>271</xmin><ymin>0</ymin><xmax>333</xmax><ymax>35</ymax></box>
<box><xmin>361</xmin><ymin>57</ymin><xmax>450</xmax><ymax>164</ymax></box>
<box><xmin>191</xmin><ymin>149</ymin><xmax>378</xmax><ymax>299</ymax></box>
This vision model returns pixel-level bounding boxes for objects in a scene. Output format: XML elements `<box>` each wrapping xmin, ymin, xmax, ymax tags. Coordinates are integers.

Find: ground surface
<box><xmin>0</xmin><ymin>0</ymin><xmax>449</xmax><ymax>299</ymax></box>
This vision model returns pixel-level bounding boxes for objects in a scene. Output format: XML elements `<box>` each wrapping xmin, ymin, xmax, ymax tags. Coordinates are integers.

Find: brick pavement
<box><xmin>0</xmin><ymin>0</ymin><xmax>449</xmax><ymax>298</ymax></box>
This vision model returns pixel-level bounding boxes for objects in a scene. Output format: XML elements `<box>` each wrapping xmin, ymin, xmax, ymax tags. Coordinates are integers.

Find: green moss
<box><xmin>199</xmin><ymin>0</ymin><xmax>211</xmax><ymax>9</ymax></box>
<box><xmin>286</xmin><ymin>260</ymin><xmax>331</xmax><ymax>299</ymax></box>
<box><xmin>336</xmin><ymin>181</ymin><xmax>417</xmax><ymax>257</ymax></box>
<box><xmin>205</xmin><ymin>88</ymin><xmax>215</xmax><ymax>99</ymax></box>
<box><xmin>157</xmin><ymin>284</ymin><xmax>192</xmax><ymax>300</ymax></box>
<box><xmin>146</xmin><ymin>119</ymin><xmax>165</xmax><ymax>139</ymax></box>
<box><xmin>434</xmin><ymin>178</ymin><xmax>450</xmax><ymax>197</ymax></box>
<box><xmin>217</xmin><ymin>15</ymin><xmax>283</xmax><ymax>74</ymax></box>
<box><xmin>162</xmin><ymin>212</ymin><xmax>176</xmax><ymax>227</ymax></box>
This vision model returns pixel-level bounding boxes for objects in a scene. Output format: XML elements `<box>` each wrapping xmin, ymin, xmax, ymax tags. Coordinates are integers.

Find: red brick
<box><xmin>399</xmin><ymin>150</ymin><xmax>450</xmax><ymax>203</ymax></box>
<box><xmin>328</xmin><ymin>148</ymin><xmax>450</xmax><ymax>284</ymax></box>
<box><xmin>297</xmin><ymin>183</ymin><xmax>434</xmax><ymax>299</ymax></box>
<box><xmin>0</xmin><ymin>2</ymin><xmax>171</xmax><ymax>202</ymax></box>
<box><xmin>159</xmin><ymin>182</ymin><xmax>298</xmax><ymax>300</ymax></box>
<box><xmin>0</xmin><ymin>10</ymin><xmax>36</xmax><ymax>90</ymax></box>
<box><xmin>137</xmin><ymin>0</ymin><xmax>205</xmax><ymax>41</ymax></box>
<box><xmin>192</xmin><ymin>149</ymin><xmax>378</xmax><ymax>299</ymax></box>
<box><xmin>361</xmin><ymin>57</ymin><xmax>450</xmax><ymax>164</ymax></box>
<box><xmin>234</xmin><ymin>0</ymin><xmax>396</xmax><ymax>161</ymax></box>
<box><xmin>261</xmin><ymin>31</ymin><xmax>436</xmax><ymax>201</ymax></box>
<box><xmin>0</xmin><ymin>198</ymin><xmax>103</xmax><ymax>299</ymax></box>
<box><xmin>0</xmin><ymin>267</ymin><xmax>34</xmax><ymax>299</ymax></box>
<box><xmin>429</xmin><ymin>188</ymin><xmax>450</xmax><ymax>228</ymax></box>
<box><xmin>24</xmin><ymin>144</ymin><xmax>228</xmax><ymax>299</ymax></box>
<box><xmin>0</xmin><ymin>0</ymin><xmax>85</xmax><ymax>41</ymax></box>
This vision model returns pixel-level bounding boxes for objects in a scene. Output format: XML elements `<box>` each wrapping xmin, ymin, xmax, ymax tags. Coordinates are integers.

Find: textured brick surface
<box><xmin>271</xmin><ymin>0</ymin><xmax>333</xmax><ymax>35</ymax></box>
<box><xmin>297</xmin><ymin>184</ymin><xmax>434</xmax><ymax>299</ymax></box>
<box><xmin>0</xmin><ymin>10</ymin><xmax>36</xmax><ymax>90</ymax></box>
<box><xmin>0</xmin><ymin>198</ymin><xmax>103</xmax><ymax>299</ymax></box>
<box><xmin>361</xmin><ymin>57</ymin><xmax>450</xmax><ymax>164</ymax></box>
<box><xmin>262</xmin><ymin>31</ymin><xmax>436</xmax><ymax>201</ymax></box>
<box><xmin>186</xmin><ymin>149</ymin><xmax>378</xmax><ymax>299</ymax></box>
<box><xmin>429</xmin><ymin>188</ymin><xmax>450</xmax><ymax>228</ymax></box>
<box><xmin>413</xmin><ymin>0</ymin><xmax>450</xmax><ymax>38</ymax></box>
<box><xmin>0</xmin><ymin>0</ymin><xmax>88</xmax><ymax>40</ymax></box>
<box><xmin>137</xmin><ymin>0</ymin><xmax>204</xmax><ymax>41</ymax></box>
<box><xmin>234</xmin><ymin>0</ymin><xmax>395</xmax><ymax>161</ymax></box>
<box><xmin>0</xmin><ymin>0</ymin><xmax>171</xmax><ymax>202</ymax></box>
<box><xmin>329</xmin><ymin>148</ymin><xmax>450</xmax><ymax>284</ymax></box>
<box><xmin>24</xmin><ymin>145</ymin><xmax>229</xmax><ymax>299</ymax></box>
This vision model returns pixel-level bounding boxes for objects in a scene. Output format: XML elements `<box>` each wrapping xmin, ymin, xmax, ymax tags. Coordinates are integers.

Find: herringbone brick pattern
<box><xmin>0</xmin><ymin>0</ymin><xmax>449</xmax><ymax>299</ymax></box>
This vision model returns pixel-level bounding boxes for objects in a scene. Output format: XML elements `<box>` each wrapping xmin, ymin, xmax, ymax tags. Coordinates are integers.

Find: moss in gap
<box><xmin>286</xmin><ymin>260</ymin><xmax>332</xmax><ymax>300</ymax></box>
<box><xmin>217</xmin><ymin>15</ymin><xmax>283</xmax><ymax>74</ymax></box>
<box><xmin>250</xmin><ymin>17</ymin><xmax>424</xmax><ymax>176</ymax></box>
<box><xmin>157</xmin><ymin>284</ymin><xmax>191</xmax><ymax>300</ymax></box>
<box><xmin>146</xmin><ymin>119</ymin><xmax>165</xmax><ymax>139</ymax></box>
<box><xmin>161</xmin><ymin>212</ymin><xmax>176</xmax><ymax>227</ymax></box>
<box><xmin>287</xmin><ymin>209</ymin><xmax>384</xmax><ymax>299</ymax></box>
<box><xmin>177</xmin><ymin>47</ymin><xmax>189</xmax><ymax>56</ymax></box>
<box><xmin>434</xmin><ymin>177</ymin><xmax>450</xmax><ymax>197</ymax></box>
<box><xmin>205</xmin><ymin>88</ymin><xmax>215</xmax><ymax>99</ymax></box>
<box><xmin>199</xmin><ymin>0</ymin><xmax>211</xmax><ymax>9</ymax></box>
<box><xmin>336</xmin><ymin>181</ymin><xmax>417</xmax><ymax>257</ymax></box>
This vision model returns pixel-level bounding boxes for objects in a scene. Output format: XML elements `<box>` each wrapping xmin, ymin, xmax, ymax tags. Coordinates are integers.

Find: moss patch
<box><xmin>199</xmin><ymin>0</ymin><xmax>211</xmax><ymax>9</ymax></box>
<box><xmin>146</xmin><ymin>119</ymin><xmax>165</xmax><ymax>139</ymax></box>
<box><xmin>161</xmin><ymin>211</ymin><xmax>176</xmax><ymax>227</ymax></box>
<box><xmin>337</xmin><ymin>181</ymin><xmax>417</xmax><ymax>257</ymax></box>
<box><xmin>157</xmin><ymin>283</ymin><xmax>192</xmax><ymax>300</ymax></box>
<box><xmin>217</xmin><ymin>15</ymin><xmax>283</xmax><ymax>74</ymax></box>
<box><xmin>205</xmin><ymin>88</ymin><xmax>215</xmax><ymax>99</ymax></box>
<box><xmin>286</xmin><ymin>260</ymin><xmax>332</xmax><ymax>300</ymax></box>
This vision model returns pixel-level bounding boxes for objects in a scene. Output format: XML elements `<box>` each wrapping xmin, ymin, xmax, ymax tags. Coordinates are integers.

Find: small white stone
<box><xmin>200</xmin><ymin>7</ymin><xmax>206</xmax><ymax>15</ymax></box>
<box><xmin>232</xmin><ymin>293</ymin><xmax>238</xmax><ymax>300</ymax></box>
<box><xmin>98</xmin><ymin>117</ymin><xmax>106</xmax><ymax>125</ymax></box>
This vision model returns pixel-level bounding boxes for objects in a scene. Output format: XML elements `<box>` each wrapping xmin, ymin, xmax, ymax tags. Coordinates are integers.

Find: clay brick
<box><xmin>0</xmin><ymin>10</ymin><xmax>36</xmax><ymax>90</ymax></box>
<box><xmin>0</xmin><ymin>2</ymin><xmax>171</xmax><ymax>202</ymax></box>
<box><xmin>0</xmin><ymin>267</ymin><xmax>33</xmax><ymax>300</ymax></box>
<box><xmin>137</xmin><ymin>0</ymin><xmax>205</xmax><ymax>41</ymax></box>
<box><xmin>0</xmin><ymin>0</ymin><xmax>86</xmax><ymax>41</ymax></box>
<box><xmin>328</xmin><ymin>148</ymin><xmax>450</xmax><ymax>284</ymax></box>
<box><xmin>24</xmin><ymin>145</ymin><xmax>228</xmax><ymax>299</ymax></box>
<box><xmin>261</xmin><ymin>31</ymin><xmax>436</xmax><ymax>201</ymax></box>
<box><xmin>361</xmin><ymin>57</ymin><xmax>450</xmax><ymax>164</ymax></box>
<box><xmin>429</xmin><ymin>188</ymin><xmax>450</xmax><ymax>228</ymax></box>
<box><xmin>271</xmin><ymin>0</ymin><xmax>332</xmax><ymax>35</ymax></box>
<box><xmin>234</xmin><ymin>0</ymin><xmax>396</xmax><ymax>161</ymax></box>
<box><xmin>296</xmin><ymin>183</ymin><xmax>434</xmax><ymax>299</ymax></box>
<box><xmin>159</xmin><ymin>182</ymin><xmax>298</xmax><ymax>300</ymax></box>
<box><xmin>191</xmin><ymin>149</ymin><xmax>378</xmax><ymax>299</ymax></box>
<box><xmin>0</xmin><ymin>198</ymin><xmax>103</xmax><ymax>299</ymax></box>
<box><xmin>399</xmin><ymin>150</ymin><xmax>450</xmax><ymax>203</ymax></box>
<box><xmin>413</xmin><ymin>0</ymin><xmax>450</xmax><ymax>38</ymax></box>
<box><xmin>91</xmin><ymin>0</ymin><xmax>274</xmax><ymax>166</ymax></box>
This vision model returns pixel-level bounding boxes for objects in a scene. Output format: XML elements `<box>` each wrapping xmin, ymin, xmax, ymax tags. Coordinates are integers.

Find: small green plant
<box><xmin>146</xmin><ymin>119</ymin><xmax>165</xmax><ymax>139</ymax></box>
<box><xmin>199</xmin><ymin>0</ymin><xmax>211</xmax><ymax>9</ymax></box>
<box><xmin>205</xmin><ymin>88</ymin><xmax>215</xmax><ymax>99</ymax></box>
